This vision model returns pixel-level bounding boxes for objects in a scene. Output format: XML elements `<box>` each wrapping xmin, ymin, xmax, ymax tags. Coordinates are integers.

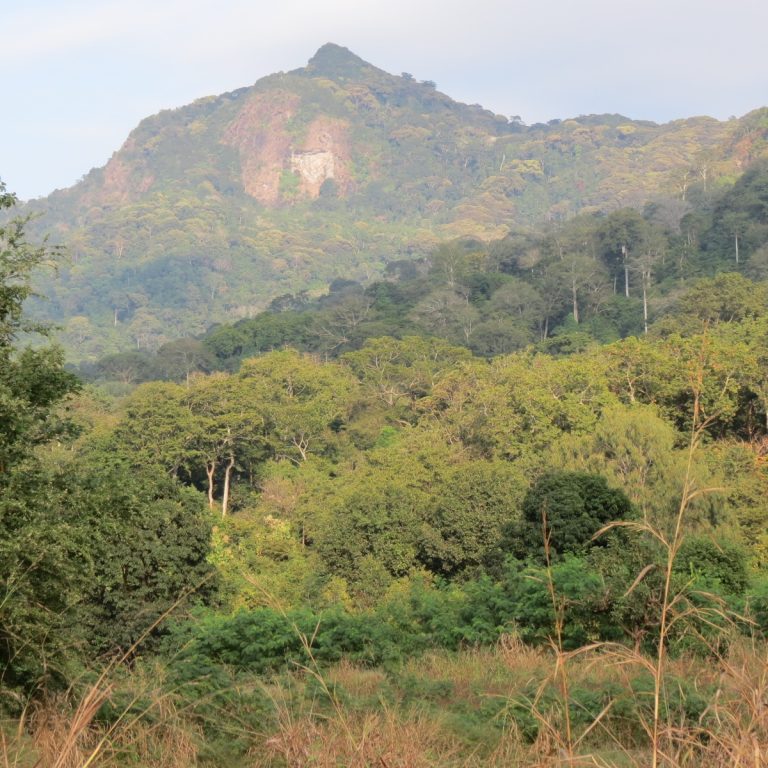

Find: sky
<box><xmin>1</xmin><ymin>0</ymin><xmax>766</xmax><ymax>201</ymax></box>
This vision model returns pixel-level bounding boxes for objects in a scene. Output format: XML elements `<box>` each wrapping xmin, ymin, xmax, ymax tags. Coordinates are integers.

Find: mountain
<box><xmin>20</xmin><ymin>43</ymin><xmax>768</xmax><ymax>359</ymax></box>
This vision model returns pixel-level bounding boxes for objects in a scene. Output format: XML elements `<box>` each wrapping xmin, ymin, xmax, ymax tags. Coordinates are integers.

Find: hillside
<box><xmin>20</xmin><ymin>43</ymin><xmax>768</xmax><ymax>359</ymax></box>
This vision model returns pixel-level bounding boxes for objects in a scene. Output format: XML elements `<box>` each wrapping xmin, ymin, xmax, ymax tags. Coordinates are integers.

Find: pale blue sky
<box><xmin>2</xmin><ymin>0</ymin><xmax>766</xmax><ymax>200</ymax></box>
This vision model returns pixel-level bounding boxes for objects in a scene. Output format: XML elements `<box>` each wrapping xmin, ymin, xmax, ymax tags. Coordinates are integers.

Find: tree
<box><xmin>69</xmin><ymin>458</ymin><xmax>215</xmax><ymax>654</ymax></box>
<box><xmin>111</xmin><ymin>381</ymin><xmax>194</xmax><ymax>478</ymax></box>
<box><xmin>629</xmin><ymin>227</ymin><xmax>665</xmax><ymax>334</ymax></box>
<box><xmin>541</xmin><ymin>215</ymin><xmax>611</xmax><ymax>326</ymax></box>
<box><xmin>598</xmin><ymin>209</ymin><xmax>648</xmax><ymax>298</ymax></box>
<box><xmin>669</xmin><ymin>272</ymin><xmax>768</xmax><ymax>327</ymax></box>
<box><xmin>704</xmin><ymin>160</ymin><xmax>768</xmax><ymax>265</ymax></box>
<box><xmin>420</xmin><ymin>459</ymin><xmax>526</xmax><ymax>576</ymax></box>
<box><xmin>554</xmin><ymin>403</ymin><xmax>708</xmax><ymax>526</ymax></box>
<box><xmin>0</xmin><ymin>182</ymin><xmax>80</xmax><ymax>472</ymax></box>
<box><xmin>315</xmin><ymin>474</ymin><xmax>423</xmax><ymax>601</ymax></box>
<box><xmin>485</xmin><ymin>278</ymin><xmax>544</xmax><ymax>339</ymax></box>
<box><xmin>410</xmin><ymin>288</ymin><xmax>479</xmax><ymax>344</ymax></box>
<box><xmin>185</xmin><ymin>372</ymin><xmax>262</xmax><ymax>515</ymax></box>
<box><xmin>342</xmin><ymin>336</ymin><xmax>472</xmax><ymax>410</ymax></box>
<box><xmin>508</xmin><ymin>471</ymin><xmax>634</xmax><ymax>562</ymax></box>
<box><xmin>153</xmin><ymin>338</ymin><xmax>215</xmax><ymax>384</ymax></box>
<box><xmin>0</xmin><ymin>182</ymin><xmax>81</xmax><ymax>688</ymax></box>
<box><xmin>238</xmin><ymin>350</ymin><xmax>357</xmax><ymax>465</ymax></box>
<box><xmin>96</xmin><ymin>350</ymin><xmax>154</xmax><ymax>384</ymax></box>
<box><xmin>1</xmin><ymin>183</ymin><xmax>218</xmax><ymax>686</ymax></box>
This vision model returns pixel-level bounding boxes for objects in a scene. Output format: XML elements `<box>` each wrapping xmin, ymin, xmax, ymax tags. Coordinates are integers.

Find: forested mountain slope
<box><xmin>19</xmin><ymin>43</ymin><xmax>768</xmax><ymax>358</ymax></box>
<box><xmin>78</xmin><ymin>159</ymin><xmax>768</xmax><ymax>384</ymax></box>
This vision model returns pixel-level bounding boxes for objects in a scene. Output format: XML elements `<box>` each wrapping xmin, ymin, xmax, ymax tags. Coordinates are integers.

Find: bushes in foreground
<box><xmin>165</xmin><ymin>535</ymin><xmax>761</xmax><ymax>687</ymax></box>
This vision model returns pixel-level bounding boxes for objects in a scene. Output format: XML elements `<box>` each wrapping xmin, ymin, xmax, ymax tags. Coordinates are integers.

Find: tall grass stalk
<box><xmin>590</xmin><ymin>336</ymin><xmax>737</xmax><ymax>767</ymax></box>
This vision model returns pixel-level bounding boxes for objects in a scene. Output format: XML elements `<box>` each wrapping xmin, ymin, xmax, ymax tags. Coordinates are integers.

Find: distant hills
<box><xmin>18</xmin><ymin>43</ymin><xmax>768</xmax><ymax>359</ymax></box>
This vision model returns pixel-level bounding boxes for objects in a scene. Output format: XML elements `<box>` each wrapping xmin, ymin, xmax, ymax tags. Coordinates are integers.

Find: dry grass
<box><xmin>3</xmin><ymin>637</ymin><xmax>766</xmax><ymax>767</ymax></box>
<box><xmin>1</xmin><ymin>671</ymin><xmax>202</xmax><ymax>768</ymax></box>
<box><xmin>402</xmin><ymin>637</ymin><xmax>548</xmax><ymax>699</ymax></box>
<box><xmin>0</xmin><ymin>576</ymin><xmax>215</xmax><ymax>768</ymax></box>
<box><xmin>249</xmin><ymin>604</ymin><xmax>767</xmax><ymax>767</ymax></box>
<box><xmin>325</xmin><ymin>659</ymin><xmax>388</xmax><ymax>700</ymax></box>
<box><xmin>688</xmin><ymin>640</ymin><xmax>768</xmax><ymax>767</ymax></box>
<box><xmin>253</xmin><ymin>705</ymin><xmax>479</xmax><ymax>768</ymax></box>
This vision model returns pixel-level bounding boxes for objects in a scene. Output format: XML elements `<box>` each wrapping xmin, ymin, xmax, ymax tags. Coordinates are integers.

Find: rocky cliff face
<box><xmin>289</xmin><ymin>116</ymin><xmax>351</xmax><ymax>198</ymax></box>
<box><xmin>222</xmin><ymin>91</ymin><xmax>351</xmax><ymax>204</ymax></box>
<box><xmin>222</xmin><ymin>90</ymin><xmax>299</xmax><ymax>204</ymax></box>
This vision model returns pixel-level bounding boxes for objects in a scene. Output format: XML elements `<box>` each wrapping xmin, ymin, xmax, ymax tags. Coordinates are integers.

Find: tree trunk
<box><xmin>622</xmin><ymin>246</ymin><xmax>630</xmax><ymax>298</ymax></box>
<box><xmin>293</xmin><ymin>438</ymin><xmax>309</xmax><ymax>463</ymax></box>
<box><xmin>734</xmin><ymin>233</ymin><xmax>740</xmax><ymax>265</ymax></box>
<box><xmin>205</xmin><ymin>461</ymin><xmax>216</xmax><ymax>510</ymax></box>
<box><xmin>642</xmin><ymin>277</ymin><xmax>649</xmax><ymax>335</ymax></box>
<box><xmin>221</xmin><ymin>454</ymin><xmax>235</xmax><ymax>517</ymax></box>
<box><xmin>572</xmin><ymin>277</ymin><xmax>579</xmax><ymax>324</ymax></box>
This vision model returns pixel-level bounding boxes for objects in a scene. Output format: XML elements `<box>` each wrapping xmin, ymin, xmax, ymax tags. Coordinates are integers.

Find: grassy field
<box><xmin>3</xmin><ymin>633</ymin><xmax>766</xmax><ymax>767</ymax></box>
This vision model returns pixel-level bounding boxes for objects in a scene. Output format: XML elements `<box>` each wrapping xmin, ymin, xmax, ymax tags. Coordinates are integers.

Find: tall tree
<box><xmin>0</xmin><ymin>182</ymin><xmax>81</xmax><ymax>688</ymax></box>
<box><xmin>238</xmin><ymin>350</ymin><xmax>357</xmax><ymax>465</ymax></box>
<box><xmin>598</xmin><ymin>209</ymin><xmax>648</xmax><ymax>298</ymax></box>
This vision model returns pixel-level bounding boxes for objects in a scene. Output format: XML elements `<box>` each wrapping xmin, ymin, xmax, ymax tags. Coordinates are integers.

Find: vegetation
<box><xmin>64</xmin><ymin>159</ymin><xmax>768</xmax><ymax>387</ymax></box>
<box><xmin>3</xmin><ymin>60</ymin><xmax>768</xmax><ymax>764</ymax></box>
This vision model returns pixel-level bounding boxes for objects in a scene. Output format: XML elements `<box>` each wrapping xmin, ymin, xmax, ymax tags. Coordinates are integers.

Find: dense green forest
<box><xmin>3</xmin><ymin>148</ymin><xmax>768</xmax><ymax>764</ymax></box>
<box><xmin>78</xmin><ymin>158</ymin><xmax>768</xmax><ymax>386</ymax></box>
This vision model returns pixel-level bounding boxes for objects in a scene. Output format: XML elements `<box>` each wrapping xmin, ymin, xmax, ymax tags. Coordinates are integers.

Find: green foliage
<box><xmin>703</xmin><ymin>160</ymin><xmax>768</xmax><ymax>264</ymax></box>
<box><xmin>0</xmin><ymin>464</ymin><xmax>90</xmax><ymax>689</ymax></box>
<box><xmin>0</xmin><ymin>186</ymin><xmax>82</xmax><ymax>690</ymax></box>
<box><xmin>0</xmin><ymin>182</ymin><xmax>52</xmax><ymax>344</ymax></box>
<box><xmin>69</xmin><ymin>460</ymin><xmax>215</xmax><ymax>654</ymax></box>
<box><xmin>745</xmin><ymin>575</ymin><xmax>768</xmax><ymax>635</ymax></box>
<box><xmin>315</xmin><ymin>480</ymin><xmax>423</xmax><ymax>591</ymax></box>
<box><xmin>660</xmin><ymin>272</ymin><xmax>768</xmax><ymax>330</ymax></box>
<box><xmin>499</xmin><ymin>556</ymin><xmax>622</xmax><ymax>648</ymax></box>
<box><xmin>0</xmin><ymin>185</ymin><xmax>217</xmax><ymax>691</ymax></box>
<box><xmin>420</xmin><ymin>460</ymin><xmax>525</xmax><ymax>576</ymax></box>
<box><xmin>674</xmin><ymin>535</ymin><xmax>749</xmax><ymax>596</ymax></box>
<box><xmin>509</xmin><ymin>673</ymin><xmax>714</xmax><ymax>745</ymax></box>
<box><xmin>509</xmin><ymin>471</ymin><xmax>634</xmax><ymax>562</ymax></box>
<box><xmin>238</xmin><ymin>348</ymin><xmax>358</xmax><ymax>464</ymax></box>
<box><xmin>169</xmin><ymin>608</ymin><xmax>307</xmax><ymax>675</ymax></box>
<box><xmin>0</xmin><ymin>346</ymin><xmax>79</xmax><ymax>473</ymax></box>
<box><xmin>343</xmin><ymin>335</ymin><xmax>472</xmax><ymax>411</ymax></box>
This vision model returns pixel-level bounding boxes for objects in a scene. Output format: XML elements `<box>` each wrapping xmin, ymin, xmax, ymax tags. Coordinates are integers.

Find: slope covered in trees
<box><xmin>77</xmin><ymin>159</ymin><xmax>768</xmax><ymax>383</ymax></box>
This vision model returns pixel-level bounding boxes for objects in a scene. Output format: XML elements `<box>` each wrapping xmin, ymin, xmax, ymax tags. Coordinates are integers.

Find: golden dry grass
<box><xmin>1</xmin><ymin>667</ymin><xmax>202</xmax><ymax>768</ymax></box>
<box><xmin>253</xmin><ymin>706</ymin><xmax>481</xmax><ymax>768</ymax></box>
<box><xmin>2</xmin><ymin>638</ymin><xmax>766</xmax><ymax>767</ymax></box>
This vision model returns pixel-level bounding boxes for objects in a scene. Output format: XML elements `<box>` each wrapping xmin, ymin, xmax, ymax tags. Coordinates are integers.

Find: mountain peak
<box><xmin>306</xmin><ymin>43</ymin><xmax>373</xmax><ymax>79</ymax></box>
